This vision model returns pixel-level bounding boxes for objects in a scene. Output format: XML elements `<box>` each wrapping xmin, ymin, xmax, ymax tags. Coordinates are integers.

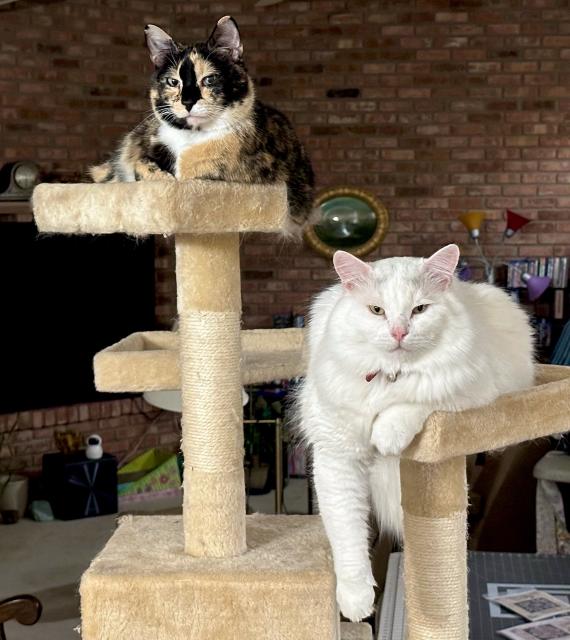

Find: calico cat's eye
<box><xmin>201</xmin><ymin>74</ymin><xmax>219</xmax><ymax>87</ymax></box>
<box><xmin>165</xmin><ymin>77</ymin><xmax>179</xmax><ymax>87</ymax></box>
<box><xmin>412</xmin><ymin>304</ymin><xmax>429</xmax><ymax>314</ymax></box>
<box><xmin>368</xmin><ymin>305</ymin><xmax>385</xmax><ymax>316</ymax></box>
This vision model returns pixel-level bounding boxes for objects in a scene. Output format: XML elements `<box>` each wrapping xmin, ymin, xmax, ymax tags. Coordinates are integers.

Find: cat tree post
<box><xmin>175</xmin><ymin>232</ymin><xmax>246</xmax><ymax>557</ymax></box>
<box><xmin>399</xmin><ymin>365</ymin><xmax>570</xmax><ymax>640</ymax></box>
<box><xmin>400</xmin><ymin>457</ymin><xmax>468</xmax><ymax>640</ymax></box>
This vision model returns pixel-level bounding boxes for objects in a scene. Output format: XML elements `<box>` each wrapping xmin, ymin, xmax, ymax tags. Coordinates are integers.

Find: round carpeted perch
<box><xmin>32</xmin><ymin>152</ymin><xmax>570</xmax><ymax>639</ymax></box>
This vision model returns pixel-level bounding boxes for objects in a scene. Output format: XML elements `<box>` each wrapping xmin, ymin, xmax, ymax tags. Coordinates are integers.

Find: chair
<box><xmin>0</xmin><ymin>595</ymin><xmax>42</xmax><ymax>640</ymax></box>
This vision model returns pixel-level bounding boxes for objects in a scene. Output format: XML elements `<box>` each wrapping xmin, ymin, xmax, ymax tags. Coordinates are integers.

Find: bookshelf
<box><xmin>503</xmin><ymin>257</ymin><xmax>569</xmax><ymax>362</ymax></box>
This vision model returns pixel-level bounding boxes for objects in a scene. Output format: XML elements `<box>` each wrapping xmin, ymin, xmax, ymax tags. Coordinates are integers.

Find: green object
<box><xmin>314</xmin><ymin>196</ymin><xmax>377</xmax><ymax>248</ymax></box>
<box><xmin>29</xmin><ymin>499</ymin><xmax>54</xmax><ymax>522</ymax></box>
<box><xmin>118</xmin><ymin>449</ymin><xmax>181</xmax><ymax>498</ymax></box>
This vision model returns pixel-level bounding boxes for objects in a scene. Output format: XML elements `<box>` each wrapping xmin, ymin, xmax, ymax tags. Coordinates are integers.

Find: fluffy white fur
<box><xmin>297</xmin><ymin>244</ymin><xmax>534</xmax><ymax>622</ymax></box>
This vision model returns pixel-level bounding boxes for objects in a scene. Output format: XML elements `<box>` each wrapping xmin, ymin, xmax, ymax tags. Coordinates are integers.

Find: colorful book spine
<box><xmin>554</xmin><ymin>289</ymin><xmax>565</xmax><ymax>320</ymax></box>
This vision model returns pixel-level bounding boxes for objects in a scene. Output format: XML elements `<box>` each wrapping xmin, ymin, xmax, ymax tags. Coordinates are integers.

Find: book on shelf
<box><xmin>555</xmin><ymin>289</ymin><xmax>565</xmax><ymax>320</ymax></box>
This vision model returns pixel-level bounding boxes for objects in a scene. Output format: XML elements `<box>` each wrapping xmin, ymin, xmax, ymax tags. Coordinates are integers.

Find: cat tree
<box><xmin>33</xmin><ymin>155</ymin><xmax>570</xmax><ymax>639</ymax></box>
<box><xmin>33</xmin><ymin>159</ymin><xmax>369</xmax><ymax>640</ymax></box>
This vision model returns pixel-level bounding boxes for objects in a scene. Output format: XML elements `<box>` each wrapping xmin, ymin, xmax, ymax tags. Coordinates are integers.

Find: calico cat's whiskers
<box><xmin>139</xmin><ymin>109</ymin><xmax>161</xmax><ymax>125</ymax></box>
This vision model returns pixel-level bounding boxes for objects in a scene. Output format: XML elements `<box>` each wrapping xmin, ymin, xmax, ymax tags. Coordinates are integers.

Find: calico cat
<box><xmin>298</xmin><ymin>244</ymin><xmax>534</xmax><ymax>622</ymax></box>
<box><xmin>89</xmin><ymin>16</ymin><xmax>314</xmax><ymax>231</ymax></box>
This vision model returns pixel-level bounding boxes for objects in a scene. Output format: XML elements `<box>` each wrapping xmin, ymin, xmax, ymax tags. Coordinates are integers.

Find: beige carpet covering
<box><xmin>340</xmin><ymin>622</ymin><xmax>373</xmax><ymax>640</ymax></box>
<box><xmin>32</xmin><ymin>179</ymin><xmax>288</xmax><ymax>235</ymax></box>
<box><xmin>404</xmin><ymin>364</ymin><xmax>570</xmax><ymax>464</ymax></box>
<box><xmin>80</xmin><ymin>514</ymin><xmax>340</xmax><ymax>640</ymax></box>
<box><xmin>93</xmin><ymin>328</ymin><xmax>305</xmax><ymax>391</ymax></box>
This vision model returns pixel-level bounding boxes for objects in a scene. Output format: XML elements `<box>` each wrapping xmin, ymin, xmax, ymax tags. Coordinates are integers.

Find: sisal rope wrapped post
<box><xmin>175</xmin><ymin>232</ymin><xmax>246</xmax><ymax>557</ymax></box>
<box><xmin>400</xmin><ymin>456</ymin><xmax>468</xmax><ymax>640</ymax></box>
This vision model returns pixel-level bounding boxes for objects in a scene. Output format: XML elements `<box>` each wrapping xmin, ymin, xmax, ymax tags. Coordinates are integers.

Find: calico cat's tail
<box><xmin>88</xmin><ymin>161</ymin><xmax>116</xmax><ymax>183</ymax></box>
<box><xmin>283</xmin><ymin>206</ymin><xmax>321</xmax><ymax>239</ymax></box>
<box><xmin>369</xmin><ymin>456</ymin><xmax>404</xmax><ymax>541</ymax></box>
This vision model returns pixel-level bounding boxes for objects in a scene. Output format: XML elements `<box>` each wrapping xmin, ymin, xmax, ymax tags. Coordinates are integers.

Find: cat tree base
<box><xmin>80</xmin><ymin>514</ymin><xmax>342</xmax><ymax>640</ymax></box>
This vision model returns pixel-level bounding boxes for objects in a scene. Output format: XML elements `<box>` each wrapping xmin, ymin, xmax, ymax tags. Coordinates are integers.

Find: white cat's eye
<box><xmin>166</xmin><ymin>77</ymin><xmax>179</xmax><ymax>87</ymax></box>
<box><xmin>202</xmin><ymin>74</ymin><xmax>218</xmax><ymax>87</ymax></box>
<box><xmin>412</xmin><ymin>304</ymin><xmax>429</xmax><ymax>315</ymax></box>
<box><xmin>368</xmin><ymin>305</ymin><xmax>385</xmax><ymax>316</ymax></box>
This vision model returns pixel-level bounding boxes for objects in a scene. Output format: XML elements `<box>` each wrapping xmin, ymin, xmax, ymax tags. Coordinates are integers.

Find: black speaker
<box><xmin>42</xmin><ymin>452</ymin><xmax>118</xmax><ymax>520</ymax></box>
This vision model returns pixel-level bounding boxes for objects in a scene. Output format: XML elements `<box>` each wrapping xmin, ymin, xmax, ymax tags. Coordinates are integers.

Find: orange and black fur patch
<box><xmin>89</xmin><ymin>16</ymin><xmax>314</xmax><ymax>227</ymax></box>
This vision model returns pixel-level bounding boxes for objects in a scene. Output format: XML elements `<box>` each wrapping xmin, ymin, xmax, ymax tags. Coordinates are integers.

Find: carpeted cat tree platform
<box><xmin>33</xmin><ymin>153</ymin><xmax>570</xmax><ymax>639</ymax></box>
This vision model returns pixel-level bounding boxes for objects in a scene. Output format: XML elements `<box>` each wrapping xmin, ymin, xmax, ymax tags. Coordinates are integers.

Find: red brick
<box><xmin>505</xmin><ymin>136</ymin><xmax>539</xmax><ymax>147</ymax></box>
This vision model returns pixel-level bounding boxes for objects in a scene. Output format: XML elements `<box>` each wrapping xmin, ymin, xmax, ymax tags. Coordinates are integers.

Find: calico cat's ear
<box><xmin>333</xmin><ymin>251</ymin><xmax>373</xmax><ymax>291</ymax></box>
<box><xmin>145</xmin><ymin>24</ymin><xmax>175</xmax><ymax>68</ymax></box>
<box><xmin>208</xmin><ymin>16</ymin><xmax>243</xmax><ymax>61</ymax></box>
<box><xmin>423</xmin><ymin>244</ymin><xmax>460</xmax><ymax>290</ymax></box>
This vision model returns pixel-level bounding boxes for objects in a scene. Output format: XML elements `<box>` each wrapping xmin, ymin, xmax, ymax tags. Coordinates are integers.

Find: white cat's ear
<box><xmin>208</xmin><ymin>16</ymin><xmax>243</xmax><ymax>61</ymax></box>
<box><xmin>145</xmin><ymin>25</ymin><xmax>175</xmax><ymax>68</ymax></box>
<box><xmin>333</xmin><ymin>251</ymin><xmax>373</xmax><ymax>291</ymax></box>
<box><xmin>423</xmin><ymin>244</ymin><xmax>460</xmax><ymax>290</ymax></box>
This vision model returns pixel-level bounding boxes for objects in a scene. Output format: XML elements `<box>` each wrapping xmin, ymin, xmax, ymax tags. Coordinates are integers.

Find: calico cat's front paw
<box><xmin>134</xmin><ymin>161</ymin><xmax>175</xmax><ymax>182</ymax></box>
<box><xmin>371</xmin><ymin>408</ymin><xmax>423</xmax><ymax>456</ymax></box>
<box><xmin>336</xmin><ymin>575</ymin><xmax>376</xmax><ymax>622</ymax></box>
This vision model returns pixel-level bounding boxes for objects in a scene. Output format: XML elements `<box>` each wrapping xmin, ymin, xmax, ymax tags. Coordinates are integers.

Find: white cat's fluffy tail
<box><xmin>369</xmin><ymin>456</ymin><xmax>403</xmax><ymax>540</ymax></box>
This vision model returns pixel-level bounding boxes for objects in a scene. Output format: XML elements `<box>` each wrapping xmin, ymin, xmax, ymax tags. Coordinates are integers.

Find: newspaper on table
<box><xmin>498</xmin><ymin>615</ymin><xmax>570</xmax><ymax>639</ymax></box>
<box><xmin>485</xmin><ymin>590</ymin><xmax>570</xmax><ymax>622</ymax></box>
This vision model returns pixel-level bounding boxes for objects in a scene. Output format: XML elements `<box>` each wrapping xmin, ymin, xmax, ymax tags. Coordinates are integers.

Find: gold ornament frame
<box><xmin>304</xmin><ymin>187</ymin><xmax>389</xmax><ymax>259</ymax></box>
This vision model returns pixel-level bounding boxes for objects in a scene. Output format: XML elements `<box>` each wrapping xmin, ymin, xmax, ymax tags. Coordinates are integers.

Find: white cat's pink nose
<box><xmin>390</xmin><ymin>326</ymin><xmax>408</xmax><ymax>342</ymax></box>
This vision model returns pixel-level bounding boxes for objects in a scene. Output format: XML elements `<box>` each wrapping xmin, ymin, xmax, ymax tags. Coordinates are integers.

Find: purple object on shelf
<box><xmin>457</xmin><ymin>261</ymin><xmax>472</xmax><ymax>282</ymax></box>
<box><xmin>522</xmin><ymin>272</ymin><xmax>551</xmax><ymax>302</ymax></box>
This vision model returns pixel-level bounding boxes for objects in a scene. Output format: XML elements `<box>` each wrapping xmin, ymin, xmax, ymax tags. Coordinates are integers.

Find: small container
<box><xmin>86</xmin><ymin>434</ymin><xmax>103</xmax><ymax>460</ymax></box>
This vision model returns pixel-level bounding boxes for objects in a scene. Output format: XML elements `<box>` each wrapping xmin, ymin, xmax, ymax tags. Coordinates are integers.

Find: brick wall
<box><xmin>3</xmin><ymin>0</ymin><xmax>570</xmax><ymax>329</ymax></box>
<box><xmin>0</xmin><ymin>398</ymin><xmax>180</xmax><ymax>474</ymax></box>
<box><xmin>2</xmin><ymin>1</ymin><xmax>570</xmax><ymax>467</ymax></box>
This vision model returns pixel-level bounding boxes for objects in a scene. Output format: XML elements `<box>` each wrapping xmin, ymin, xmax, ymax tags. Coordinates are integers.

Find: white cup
<box><xmin>86</xmin><ymin>434</ymin><xmax>103</xmax><ymax>460</ymax></box>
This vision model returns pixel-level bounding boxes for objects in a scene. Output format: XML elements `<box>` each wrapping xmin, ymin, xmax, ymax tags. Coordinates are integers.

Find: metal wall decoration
<box><xmin>304</xmin><ymin>187</ymin><xmax>389</xmax><ymax>259</ymax></box>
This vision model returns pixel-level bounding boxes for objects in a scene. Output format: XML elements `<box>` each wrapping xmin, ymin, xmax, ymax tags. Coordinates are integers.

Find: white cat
<box><xmin>297</xmin><ymin>244</ymin><xmax>534</xmax><ymax>622</ymax></box>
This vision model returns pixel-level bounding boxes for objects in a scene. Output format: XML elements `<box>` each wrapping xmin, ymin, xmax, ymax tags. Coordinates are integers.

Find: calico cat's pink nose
<box><xmin>390</xmin><ymin>326</ymin><xmax>408</xmax><ymax>342</ymax></box>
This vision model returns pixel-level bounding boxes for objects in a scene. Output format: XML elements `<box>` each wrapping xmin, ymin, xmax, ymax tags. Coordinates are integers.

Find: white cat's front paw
<box><xmin>336</xmin><ymin>575</ymin><xmax>376</xmax><ymax>622</ymax></box>
<box><xmin>371</xmin><ymin>413</ymin><xmax>418</xmax><ymax>456</ymax></box>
